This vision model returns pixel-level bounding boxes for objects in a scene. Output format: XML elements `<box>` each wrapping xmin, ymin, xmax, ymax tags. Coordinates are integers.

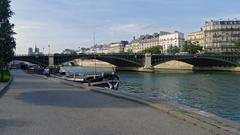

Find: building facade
<box><xmin>108</xmin><ymin>41</ymin><xmax>128</xmax><ymax>54</ymax></box>
<box><xmin>62</xmin><ymin>49</ymin><xmax>77</xmax><ymax>55</ymax></box>
<box><xmin>127</xmin><ymin>31</ymin><xmax>184</xmax><ymax>54</ymax></box>
<box><xmin>159</xmin><ymin>31</ymin><xmax>185</xmax><ymax>53</ymax></box>
<box><xmin>84</xmin><ymin>45</ymin><xmax>109</xmax><ymax>54</ymax></box>
<box><xmin>188</xmin><ymin>19</ymin><xmax>240</xmax><ymax>53</ymax></box>
<box><xmin>28</xmin><ymin>46</ymin><xmax>42</xmax><ymax>56</ymax></box>
<box><xmin>203</xmin><ymin>20</ymin><xmax>240</xmax><ymax>48</ymax></box>
<box><xmin>28</xmin><ymin>47</ymin><xmax>33</xmax><ymax>55</ymax></box>
<box><xmin>140</xmin><ymin>33</ymin><xmax>160</xmax><ymax>50</ymax></box>
<box><xmin>187</xmin><ymin>30</ymin><xmax>204</xmax><ymax>47</ymax></box>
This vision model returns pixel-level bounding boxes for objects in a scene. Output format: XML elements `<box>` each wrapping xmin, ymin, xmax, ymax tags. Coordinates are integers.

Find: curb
<box><xmin>91</xmin><ymin>88</ymin><xmax>240</xmax><ymax>135</ymax></box>
<box><xmin>0</xmin><ymin>72</ymin><xmax>13</xmax><ymax>98</ymax></box>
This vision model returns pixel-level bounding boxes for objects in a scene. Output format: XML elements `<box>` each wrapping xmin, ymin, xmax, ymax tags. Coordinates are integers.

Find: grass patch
<box><xmin>0</xmin><ymin>70</ymin><xmax>11</xmax><ymax>82</ymax></box>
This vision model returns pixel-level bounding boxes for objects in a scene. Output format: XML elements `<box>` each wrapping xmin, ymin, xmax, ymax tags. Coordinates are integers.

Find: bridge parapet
<box><xmin>151</xmin><ymin>54</ymin><xmax>240</xmax><ymax>67</ymax></box>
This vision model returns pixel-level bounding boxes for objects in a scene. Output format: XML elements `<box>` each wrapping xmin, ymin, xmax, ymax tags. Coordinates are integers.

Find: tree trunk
<box><xmin>0</xmin><ymin>67</ymin><xmax>3</xmax><ymax>81</ymax></box>
<box><xmin>1</xmin><ymin>72</ymin><xmax>3</xmax><ymax>81</ymax></box>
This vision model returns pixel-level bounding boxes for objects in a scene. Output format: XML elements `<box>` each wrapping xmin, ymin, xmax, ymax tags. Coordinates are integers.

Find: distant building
<box><xmin>127</xmin><ymin>31</ymin><xmax>184</xmax><ymax>54</ymax></box>
<box><xmin>94</xmin><ymin>44</ymin><xmax>109</xmax><ymax>54</ymax></box>
<box><xmin>62</xmin><ymin>49</ymin><xmax>77</xmax><ymax>55</ymax></box>
<box><xmin>204</xmin><ymin>20</ymin><xmax>240</xmax><ymax>48</ymax></box>
<box><xmin>128</xmin><ymin>40</ymin><xmax>141</xmax><ymax>53</ymax></box>
<box><xmin>187</xmin><ymin>30</ymin><xmax>204</xmax><ymax>47</ymax></box>
<box><xmin>188</xmin><ymin>19</ymin><xmax>240</xmax><ymax>53</ymax></box>
<box><xmin>140</xmin><ymin>33</ymin><xmax>160</xmax><ymax>51</ymax></box>
<box><xmin>84</xmin><ymin>44</ymin><xmax>109</xmax><ymax>54</ymax></box>
<box><xmin>124</xmin><ymin>44</ymin><xmax>133</xmax><ymax>53</ymax></box>
<box><xmin>35</xmin><ymin>47</ymin><xmax>40</xmax><ymax>55</ymax></box>
<box><xmin>28</xmin><ymin>46</ymin><xmax>42</xmax><ymax>56</ymax></box>
<box><xmin>28</xmin><ymin>47</ymin><xmax>33</xmax><ymax>55</ymax></box>
<box><xmin>77</xmin><ymin>48</ymin><xmax>90</xmax><ymax>54</ymax></box>
<box><xmin>108</xmin><ymin>41</ymin><xmax>128</xmax><ymax>54</ymax></box>
<box><xmin>159</xmin><ymin>31</ymin><xmax>185</xmax><ymax>54</ymax></box>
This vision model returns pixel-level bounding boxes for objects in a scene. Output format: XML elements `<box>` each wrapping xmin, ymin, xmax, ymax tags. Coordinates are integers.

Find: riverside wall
<box><xmin>193</xmin><ymin>66</ymin><xmax>240</xmax><ymax>72</ymax></box>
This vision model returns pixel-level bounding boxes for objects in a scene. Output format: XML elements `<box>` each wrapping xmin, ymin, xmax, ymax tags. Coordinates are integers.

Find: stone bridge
<box><xmin>14</xmin><ymin>54</ymin><xmax>240</xmax><ymax>70</ymax></box>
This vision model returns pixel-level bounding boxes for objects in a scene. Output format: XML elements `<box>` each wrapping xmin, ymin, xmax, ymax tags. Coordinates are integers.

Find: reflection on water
<box><xmin>64</xmin><ymin>66</ymin><xmax>240</xmax><ymax>123</ymax></box>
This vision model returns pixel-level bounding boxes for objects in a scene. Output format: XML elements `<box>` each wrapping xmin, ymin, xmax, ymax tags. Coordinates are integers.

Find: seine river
<box><xmin>64</xmin><ymin>66</ymin><xmax>240</xmax><ymax>123</ymax></box>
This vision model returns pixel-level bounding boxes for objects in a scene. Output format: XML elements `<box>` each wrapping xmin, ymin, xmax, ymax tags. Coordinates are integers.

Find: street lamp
<box><xmin>41</xmin><ymin>48</ymin><xmax>44</xmax><ymax>55</ymax></box>
<box><xmin>48</xmin><ymin>44</ymin><xmax>50</xmax><ymax>55</ymax></box>
<box><xmin>93</xmin><ymin>32</ymin><xmax>97</xmax><ymax>76</ymax></box>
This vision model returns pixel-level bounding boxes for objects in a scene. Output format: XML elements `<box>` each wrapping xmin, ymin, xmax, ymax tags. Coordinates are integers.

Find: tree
<box><xmin>167</xmin><ymin>45</ymin><xmax>180</xmax><ymax>54</ymax></box>
<box><xmin>235</xmin><ymin>39</ymin><xmax>240</xmax><ymax>48</ymax></box>
<box><xmin>0</xmin><ymin>0</ymin><xmax>16</xmax><ymax>81</ymax></box>
<box><xmin>142</xmin><ymin>46</ymin><xmax>162</xmax><ymax>54</ymax></box>
<box><xmin>183</xmin><ymin>41</ymin><xmax>202</xmax><ymax>54</ymax></box>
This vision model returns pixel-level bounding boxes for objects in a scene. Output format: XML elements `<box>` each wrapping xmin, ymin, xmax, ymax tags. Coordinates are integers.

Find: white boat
<box><xmin>57</xmin><ymin>71</ymin><xmax>120</xmax><ymax>90</ymax></box>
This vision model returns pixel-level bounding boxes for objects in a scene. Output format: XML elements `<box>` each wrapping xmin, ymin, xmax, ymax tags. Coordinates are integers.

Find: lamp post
<box><xmin>48</xmin><ymin>44</ymin><xmax>50</xmax><ymax>56</ymax></box>
<box><xmin>43</xmin><ymin>48</ymin><xmax>45</xmax><ymax>55</ymax></box>
<box><xmin>93</xmin><ymin>32</ymin><xmax>97</xmax><ymax>76</ymax></box>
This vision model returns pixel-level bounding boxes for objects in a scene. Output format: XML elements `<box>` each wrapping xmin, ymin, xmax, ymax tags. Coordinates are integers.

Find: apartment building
<box><xmin>108</xmin><ymin>41</ymin><xmax>128</xmax><ymax>54</ymax></box>
<box><xmin>127</xmin><ymin>31</ymin><xmax>184</xmax><ymax>54</ymax></box>
<box><xmin>159</xmin><ymin>31</ymin><xmax>185</xmax><ymax>53</ymax></box>
<box><xmin>187</xmin><ymin>30</ymin><xmax>204</xmax><ymax>47</ymax></box>
<box><xmin>188</xmin><ymin>19</ymin><xmax>240</xmax><ymax>53</ymax></box>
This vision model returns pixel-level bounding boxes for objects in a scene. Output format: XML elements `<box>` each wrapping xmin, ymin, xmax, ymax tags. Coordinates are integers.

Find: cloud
<box><xmin>16</xmin><ymin>21</ymin><xmax>48</xmax><ymax>30</ymax></box>
<box><xmin>109</xmin><ymin>23</ymin><xmax>153</xmax><ymax>35</ymax></box>
<box><xmin>13</xmin><ymin>19</ymin><xmax>95</xmax><ymax>54</ymax></box>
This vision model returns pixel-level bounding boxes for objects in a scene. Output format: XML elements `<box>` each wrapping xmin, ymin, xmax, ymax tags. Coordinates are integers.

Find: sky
<box><xmin>11</xmin><ymin>0</ymin><xmax>240</xmax><ymax>54</ymax></box>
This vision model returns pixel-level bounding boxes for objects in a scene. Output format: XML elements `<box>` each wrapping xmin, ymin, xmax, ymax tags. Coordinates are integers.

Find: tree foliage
<box><xmin>0</xmin><ymin>0</ymin><xmax>16</xmax><ymax>68</ymax></box>
<box><xmin>235</xmin><ymin>39</ymin><xmax>240</xmax><ymax>48</ymax></box>
<box><xmin>167</xmin><ymin>46</ymin><xmax>180</xmax><ymax>54</ymax></box>
<box><xmin>182</xmin><ymin>41</ymin><xmax>202</xmax><ymax>54</ymax></box>
<box><xmin>142</xmin><ymin>46</ymin><xmax>162</xmax><ymax>54</ymax></box>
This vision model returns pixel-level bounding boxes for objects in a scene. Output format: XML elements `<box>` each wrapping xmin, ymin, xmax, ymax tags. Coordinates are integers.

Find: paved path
<box><xmin>0</xmin><ymin>83</ymin><xmax>7</xmax><ymax>90</ymax></box>
<box><xmin>0</xmin><ymin>70</ymin><xmax>211</xmax><ymax>135</ymax></box>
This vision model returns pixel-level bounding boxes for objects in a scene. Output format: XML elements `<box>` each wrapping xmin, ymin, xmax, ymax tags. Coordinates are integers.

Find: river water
<box><xmin>64</xmin><ymin>66</ymin><xmax>240</xmax><ymax>123</ymax></box>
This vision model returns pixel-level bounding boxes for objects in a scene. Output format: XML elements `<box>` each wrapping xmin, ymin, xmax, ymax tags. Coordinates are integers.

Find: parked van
<box><xmin>175</xmin><ymin>52</ymin><xmax>189</xmax><ymax>55</ymax></box>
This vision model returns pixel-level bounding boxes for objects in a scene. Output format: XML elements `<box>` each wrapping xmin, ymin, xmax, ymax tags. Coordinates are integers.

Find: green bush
<box><xmin>142</xmin><ymin>46</ymin><xmax>162</xmax><ymax>54</ymax></box>
<box><xmin>183</xmin><ymin>41</ymin><xmax>203</xmax><ymax>54</ymax></box>
<box><xmin>0</xmin><ymin>70</ymin><xmax>11</xmax><ymax>82</ymax></box>
<box><xmin>235</xmin><ymin>39</ymin><xmax>240</xmax><ymax>48</ymax></box>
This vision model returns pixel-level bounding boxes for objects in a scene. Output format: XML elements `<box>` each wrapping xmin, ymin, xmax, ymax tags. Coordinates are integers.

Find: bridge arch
<box><xmin>54</xmin><ymin>55</ymin><xmax>143</xmax><ymax>67</ymax></box>
<box><xmin>13</xmin><ymin>56</ymin><xmax>49</xmax><ymax>67</ymax></box>
<box><xmin>152</xmin><ymin>56</ymin><xmax>238</xmax><ymax>67</ymax></box>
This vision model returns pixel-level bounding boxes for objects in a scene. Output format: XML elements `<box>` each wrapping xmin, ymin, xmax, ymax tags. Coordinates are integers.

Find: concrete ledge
<box><xmin>193</xmin><ymin>66</ymin><xmax>240</xmax><ymax>72</ymax></box>
<box><xmin>0</xmin><ymin>72</ymin><xmax>13</xmax><ymax>98</ymax></box>
<box><xmin>116</xmin><ymin>67</ymin><xmax>154</xmax><ymax>72</ymax></box>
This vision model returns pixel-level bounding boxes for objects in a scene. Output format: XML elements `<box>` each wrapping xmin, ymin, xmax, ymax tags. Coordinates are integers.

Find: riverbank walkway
<box><xmin>0</xmin><ymin>70</ymin><xmax>212</xmax><ymax>135</ymax></box>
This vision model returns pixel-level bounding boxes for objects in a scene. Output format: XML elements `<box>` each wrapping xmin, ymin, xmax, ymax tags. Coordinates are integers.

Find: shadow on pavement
<box><xmin>17</xmin><ymin>90</ymin><xmax>142</xmax><ymax>108</ymax></box>
<box><xmin>0</xmin><ymin>119</ymin><xmax>28</xmax><ymax>129</ymax></box>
